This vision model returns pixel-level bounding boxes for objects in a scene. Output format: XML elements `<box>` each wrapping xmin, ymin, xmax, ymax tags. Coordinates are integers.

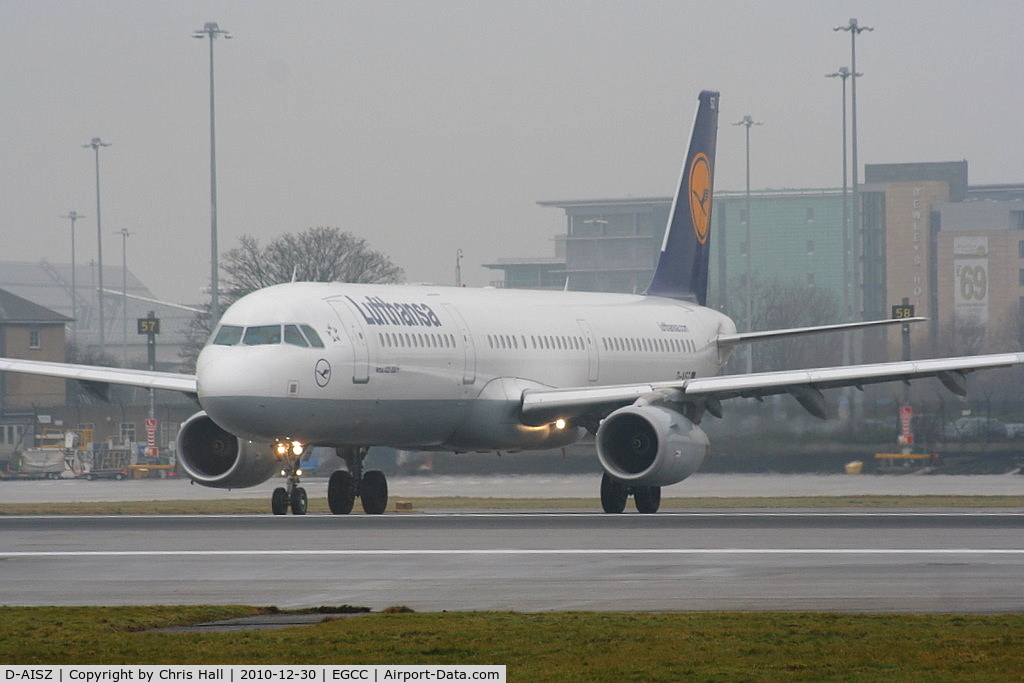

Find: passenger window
<box><xmin>300</xmin><ymin>325</ymin><xmax>325</xmax><ymax>348</ymax></box>
<box><xmin>243</xmin><ymin>325</ymin><xmax>281</xmax><ymax>345</ymax></box>
<box><xmin>284</xmin><ymin>325</ymin><xmax>310</xmax><ymax>347</ymax></box>
<box><xmin>212</xmin><ymin>325</ymin><xmax>244</xmax><ymax>346</ymax></box>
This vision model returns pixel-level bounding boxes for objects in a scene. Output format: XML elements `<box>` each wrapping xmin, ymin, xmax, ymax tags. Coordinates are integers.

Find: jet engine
<box><xmin>595</xmin><ymin>404</ymin><xmax>709</xmax><ymax>487</ymax></box>
<box><xmin>176</xmin><ymin>411</ymin><xmax>278</xmax><ymax>489</ymax></box>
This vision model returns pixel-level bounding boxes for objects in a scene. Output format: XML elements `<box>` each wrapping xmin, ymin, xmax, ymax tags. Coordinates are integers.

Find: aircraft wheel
<box><xmin>634</xmin><ymin>485</ymin><xmax>661</xmax><ymax>514</ymax></box>
<box><xmin>600</xmin><ymin>472</ymin><xmax>628</xmax><ymax>514</ymax></box>
<box><xmin>361</xmin><ymin>470</ymin><xmax>388</xmax><ymax>515</ymax></box>
<box><xmin>271</xmin><ymin>487</ymin><xmax>289</xmax><ymax>515</ymax></box>
<box><xmin>328</xmin><ymin>470</ymin><xmax>356</xmax><ymax>514</ymax></box>
<box><xmin>290</xmin><ymin>487</ymin><xmax>308</xmax><ymax>515</ymax></box>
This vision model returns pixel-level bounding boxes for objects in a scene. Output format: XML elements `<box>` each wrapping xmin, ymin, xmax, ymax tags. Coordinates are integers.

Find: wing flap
<box><xmin>682</xmin><ymin>353</ymin><xmax>1023</xmax><ymax>400</ymax></box>
<box><xmin>520</xmin><ymin>352</ymin><xmax>1024</xmax><ymax>426</ymax></box>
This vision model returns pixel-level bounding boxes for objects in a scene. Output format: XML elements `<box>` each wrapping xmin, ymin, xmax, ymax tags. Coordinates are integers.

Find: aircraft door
<box><xmin>577</xmin><ymin>319</ymin><xmax>599</xmax><ymax>382</ymax></box>
<box><xmin>326</xmin><ymin>298</ymin><xmax>371</xmax><ymax>384</ymax></box>
<box><xmin>443</xmin><ymin>303</ymin><xmax>476</xmax><ymax>385</ymax></box>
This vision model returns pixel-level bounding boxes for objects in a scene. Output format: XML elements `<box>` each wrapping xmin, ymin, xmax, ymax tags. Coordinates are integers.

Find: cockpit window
<box><xmin>212</xmin><ymin>325</ymin><xmax>244</xmax><ymax>346</ymax></box>
<box><xmin>283</xmin><ymin>324</ymin><xmax>309</xmax><ymax>347</ymax></box>
<box><xmin>301</xmin><ymin>324</ymin><xmax>325</xmax><ymax>348</ymax></box>
<box><xmin>243</xmin><ymin>325</ymin><xmax>282</xmax><ymax>346</ymax></box>
<box><xmin>210</xmin><ymin>323</ymin><xmax>324</xmax><ymax>347</ymax></box>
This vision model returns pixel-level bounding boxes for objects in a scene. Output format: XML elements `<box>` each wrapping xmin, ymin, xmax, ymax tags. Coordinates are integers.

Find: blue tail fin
<box><xmin>644</xmin><ymin>90</ymin><xmax>719</xmax><ymax>304</ymax></box>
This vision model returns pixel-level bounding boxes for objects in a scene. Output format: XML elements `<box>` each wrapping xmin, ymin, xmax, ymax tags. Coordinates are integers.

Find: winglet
<box><xmin>644</xmin><ymin>90</ymin><xmax>719</xmax><ymax>304</ymax></box>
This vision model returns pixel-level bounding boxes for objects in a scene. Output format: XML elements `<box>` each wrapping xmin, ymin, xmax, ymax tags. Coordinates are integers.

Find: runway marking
<box><xmin>3</xmin><ymin>548</ymin><xmax>1024</xmax><ymax>558</ymax></box>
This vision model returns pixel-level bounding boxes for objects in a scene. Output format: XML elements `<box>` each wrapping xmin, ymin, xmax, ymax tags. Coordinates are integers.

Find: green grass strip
<box><xmin>2</xmin><ymin>607</ymin><xmax>1024</xmax><ymax>681</ymax></box>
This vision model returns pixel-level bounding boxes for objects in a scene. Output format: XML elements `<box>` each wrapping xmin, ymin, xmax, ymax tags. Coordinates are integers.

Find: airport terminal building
<box><xmin>488</xmin><ymin>161</ymin><xmax>1024</xmax><ymax>365</ymax></box>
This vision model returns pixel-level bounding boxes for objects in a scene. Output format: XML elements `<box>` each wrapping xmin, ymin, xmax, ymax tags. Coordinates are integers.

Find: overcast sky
<box><xmin>3</xmin><ymin>1</ymin><xmax>1022</xmax><ymax>304</ymax></box>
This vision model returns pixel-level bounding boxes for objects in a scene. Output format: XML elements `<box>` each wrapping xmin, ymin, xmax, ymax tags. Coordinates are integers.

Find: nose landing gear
<box><xmin>271</xmin><ymin>458</ymin><xmax>308</xmax><ymax>515</ymax></box>
<box><xmin>328</xmin><ymin>447</ymin><xmax>389</xmax><ymax>515</ymax></box>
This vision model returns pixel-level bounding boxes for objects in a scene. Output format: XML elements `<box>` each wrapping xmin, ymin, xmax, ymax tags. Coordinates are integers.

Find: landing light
<box><xmin>274</xmin><ymin>440</ymin><xmax>306</xmax><ymax>457</ymax></box>
<box><xmin>554</xmin><ymin>419</ymin><xmax>566</xmax><ymax>430</ymax></box>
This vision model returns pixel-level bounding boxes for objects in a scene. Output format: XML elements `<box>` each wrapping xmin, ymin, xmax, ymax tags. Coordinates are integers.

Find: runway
<box><xmin>2</xmin><ymin>510</ymin><xmax>1023</xmax><ymax>612</ymax></box>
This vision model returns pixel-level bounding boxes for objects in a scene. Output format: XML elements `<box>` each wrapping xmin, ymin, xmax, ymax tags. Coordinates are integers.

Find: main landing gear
<box><xmin>328</xmin><ymin>447</ymin><xmax>389</xmax><ymax>515</ymax></box>
<box><xmin>600</xmin><ymin>472</ymin><xmax>661</xmax><ymax>514</ymax></box>
<box><xmin>271</xmin><ymin>458</ymin><xmax>308</xmax><ymax>515</ymax></box>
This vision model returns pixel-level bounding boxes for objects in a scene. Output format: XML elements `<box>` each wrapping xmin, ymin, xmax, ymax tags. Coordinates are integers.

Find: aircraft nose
<box><xmin>195</xmin><ymin>346</ymin><xmax>291</xmax><ymax>439</ymax></box>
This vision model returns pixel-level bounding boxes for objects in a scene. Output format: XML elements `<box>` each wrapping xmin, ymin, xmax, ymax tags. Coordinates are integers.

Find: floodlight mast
<box><xmin>193</xmin><ymin>22</ymin><xmax>231</xmax><ymax>323</ymax></box>
<box><xmin>82</xmin><ymin>137</ymin><xmax>110</xmax><ymax>353</ymax></box>
<box><xmin>834</xmin><ymin>18</ymin><xmax>872</xmax><ymax>321</ymax></box>
<box><xmin>62</xmin><ymin>211</ymin><xmax>84</xmax><ymax>346</ymax></box>
<box><xmin>732</xmin><ymin>115</ymin><xmax>762</xmax><ymax>373</ymax></box>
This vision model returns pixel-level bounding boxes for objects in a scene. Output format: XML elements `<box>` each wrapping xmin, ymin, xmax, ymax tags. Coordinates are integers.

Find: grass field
<box><xmin>2</xmin><ymin>607</ymin><xmax>1024</xmax><ymax>681</ymax></box>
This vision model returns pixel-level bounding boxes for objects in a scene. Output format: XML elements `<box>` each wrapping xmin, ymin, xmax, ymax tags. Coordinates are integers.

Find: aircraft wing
<box><xmin>715</xmin><ymin>317</ymin><xmax>927</xmax><ymax>348</ymax></box>
<box><xmin>520</xmin><ymin>352</ymin><xmax>1024</xmax><ymax>426</ymax></box>
<box><xmin>0</xmin><ymin>357</ymin><xmax>198</xmax><ymax>394</ymax></box>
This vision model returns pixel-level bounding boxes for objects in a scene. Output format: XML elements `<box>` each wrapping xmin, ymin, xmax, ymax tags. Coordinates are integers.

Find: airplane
<box><xmin>2</xmin><ymin>89</ymin><xmax>1022</xmax><ymax>515</ymax></box>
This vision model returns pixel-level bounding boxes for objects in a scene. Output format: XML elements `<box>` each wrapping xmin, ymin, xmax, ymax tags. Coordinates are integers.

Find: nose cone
<box><xmin>196</xmin><ymin>345</ymin><xmax>293</xmax><ymax>440</ymax></box>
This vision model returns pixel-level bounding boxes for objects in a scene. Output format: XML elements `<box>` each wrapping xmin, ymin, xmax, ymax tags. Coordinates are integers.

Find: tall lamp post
<box><xmin>834</xmin><ymin>18</ymin><xmax>872</xmax><ymax>322</ymax></box>
<box><xmin>116</xmin><ymin>228</ymin><xmax>134</xmax><ymax>364</ymax></box>
<box><xmin>83</xmin><ymin>137</ymin><xmax>111</xmax><ymax>354</ymax></box>
<box><xmin>193</xmin><ymin>21</ymin><xmax>231</xmax><ymax>323</ymax></box>
<box><xmin>62</xmin><ymin>211</ymin><xmax>84</xmax><ymax>347</ymax></box>
<box><xmin>733</xmin><ymin>115</ymin><xmax>762</xmax><ymax>373</ymax></box>
<box><xmin>825</xmin><ymin>68</ymin><xmax>851</xmax><ymax>322</ymax></box>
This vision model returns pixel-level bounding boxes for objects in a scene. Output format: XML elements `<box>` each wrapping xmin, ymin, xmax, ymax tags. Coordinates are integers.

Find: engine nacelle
<box><xmin>596</xmin><ymin>404</ymin><xmax>709</xmax><ymax>487</ymax></box>
<box><xmin>176</xmin><ymin>411</ymin><xmax>279</xmax><ymax>489</ymax></box>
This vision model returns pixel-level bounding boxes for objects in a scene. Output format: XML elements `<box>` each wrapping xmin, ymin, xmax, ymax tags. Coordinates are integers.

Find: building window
<box><xmin>28</xmin><ymin>328</ymin><xmax>40</xmax><ymax>349</ymax></box>
<box><xmin>1019</xmin><ymin>240</ymin><xmax>1024</xmax><ymax>258</ymax></box>
<box><xmin>806</xmin><ymin>207</ymin><xmax>815</xmax><ymax>222</ymax></box>
<box><xmin>1019</xmin><ymin>269</ymin><xmax>1024</xmax><ymax>287</ymax></box>
<box><xmin>807</xmin><ymin>239</ymin><xmax>815</xmax><ymax>254</ymax></box>
<box><xmin>120</xmin><ymin>423</ymin><xmax>136</xmax><ymax>445</ymax></box>
<box><xmin>1011</xmin><ymin>211</ymin><xmax>1024</xmax><ymax>231</ymax></box>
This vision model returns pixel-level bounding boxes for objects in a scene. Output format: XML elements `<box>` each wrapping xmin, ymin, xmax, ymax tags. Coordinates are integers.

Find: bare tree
<box><xmin>222</xmin><ymin>227</ymin><xmax>404</xmax><ymax>297</ymax></box>
<box><xmin>181</xmin><ymin>227</ymin><xmax>404</xmax><ymax>368</ymax></box>
<box><xmin>722</xmin><ymin>275</ymin><xmax>842</xmax><ymax>373</ymax></box>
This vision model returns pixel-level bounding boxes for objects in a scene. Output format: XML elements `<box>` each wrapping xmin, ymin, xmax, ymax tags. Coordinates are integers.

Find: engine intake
<box><xmin>596</xmin><ymin>404</ymin><xmax>709</xmax><ymax>487</ymax></box>
<box><xmin>176</xmin><ymin>411</ymin><xmax>278</xmax><ymax>488</ymax></box>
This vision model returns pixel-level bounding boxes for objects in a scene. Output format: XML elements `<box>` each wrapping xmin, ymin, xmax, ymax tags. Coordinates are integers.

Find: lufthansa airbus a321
<box><xmin>3</xmin><ymin>90</ymin><xmax>1022</xmax><ymax>514</ymax></box>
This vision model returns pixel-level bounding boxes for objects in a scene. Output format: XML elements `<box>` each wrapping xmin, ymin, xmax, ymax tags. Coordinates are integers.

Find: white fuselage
<box><xmin>196</xmin><ymin>282</ymin><xmax>736</xmax><ymax>451</ymax></box>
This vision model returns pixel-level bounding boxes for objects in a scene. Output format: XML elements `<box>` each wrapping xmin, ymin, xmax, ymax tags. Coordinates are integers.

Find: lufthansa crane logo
<box><xmin>688</xmin><ymin>152</ymin><xmax>712</xmax><ymax>244</ymax></box>
<box><xmin>314</xmin><ymin>359</ymin><xmax>332</xmax><ymax>387</ymax></box>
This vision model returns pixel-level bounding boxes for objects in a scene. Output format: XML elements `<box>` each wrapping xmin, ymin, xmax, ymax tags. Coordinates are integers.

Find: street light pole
<box><xmin>116</xmin><ymin>228</ymin><xmax>134</xmax><ymax>364</ymax></box>
<box><xmin>62</xmin><ymin>211</ymin><xmax>84</xmax><ymax>348</ymax></box>
<box><xmin>825</xmin><ymin>68</ymin><xmax>852</xmax><ymax>327</ymax></box>
<box><xmin>834</xmin><ymin>18</ymin><xmax>872</xmax><ymax>322</ymax></box>
<box><xmin>732</xmin><ymin>115</ymin><xmax>762</xmax><ymax>373</ymax></box>
<box><xmin>193</xmin><ymin>22</ymin><xmax>231</xmax><ymax>323</ymax></box>
<box><xmin>83</xmin><ymin>137</ymin><xmax>110</xmax><ymax>354</ymax></box>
